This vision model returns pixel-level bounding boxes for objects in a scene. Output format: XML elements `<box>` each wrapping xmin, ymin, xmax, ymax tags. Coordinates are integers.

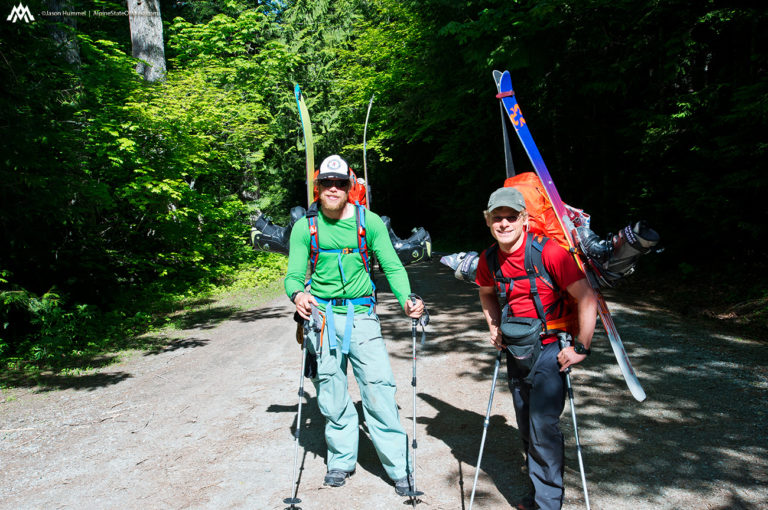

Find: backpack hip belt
<box><xmin>315</xmin><ymin>295</ymin><xmax>376</xmax><ymax>354</ymax></box>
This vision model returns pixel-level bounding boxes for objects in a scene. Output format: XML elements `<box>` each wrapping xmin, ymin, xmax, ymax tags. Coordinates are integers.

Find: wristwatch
<box><xmin>574</xmin><ymin>342</ymin><xmax>591</xmax><ymax>356</ymax></box>
<box><xmin>290</xmin><ymin>290</ymin><xmax>303</xmax><ymax>304</ymax></box>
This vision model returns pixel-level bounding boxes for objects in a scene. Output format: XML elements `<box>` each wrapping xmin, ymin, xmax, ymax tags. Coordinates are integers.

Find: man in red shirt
<box><xmin>475</xmin><ymin>187</ymin><xmax>597</xmax><ymax>510</ymax></box>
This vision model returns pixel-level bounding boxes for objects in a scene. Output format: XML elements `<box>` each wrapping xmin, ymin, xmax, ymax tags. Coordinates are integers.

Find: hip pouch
<box><xmin>500</xmin><ymin>310</ymin><xmax>544</xmax><ymax>376</ymax></box>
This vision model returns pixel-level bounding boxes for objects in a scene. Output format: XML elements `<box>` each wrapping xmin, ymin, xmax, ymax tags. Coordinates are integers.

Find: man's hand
<box><xmin>404</xmin><ymin>297</ymin><xmax>424</xmax><ymax>319</ymax></box>
<box><xmin>294</xmin><ymin>291</ymin><xmax>318</xmax><ymax>320</ymax></box>
<box><xmin>557</xmin><ymin>346</ymin><xmax>587</xmax><ymax>372</ymax></box>
<box><xmin>489</xmin><ymin>325</ymin><xmax>503</xmax><ymax>351</ymax></box>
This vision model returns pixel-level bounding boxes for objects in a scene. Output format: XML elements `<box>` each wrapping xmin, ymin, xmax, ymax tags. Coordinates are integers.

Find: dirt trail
<box><xmin>1</xmin><ymin>261</ymin><xmax>767</xmax><ymax>510</ymax></box>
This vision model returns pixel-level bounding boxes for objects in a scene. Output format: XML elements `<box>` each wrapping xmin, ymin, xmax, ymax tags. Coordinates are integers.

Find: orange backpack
<box><xmin>499</xmin><ymin>171</ymin><xmax>582</xmax><ymax>335</ymax></box>
<box><xmin>503</xmin><ymin>172</ymin><xmax>569</xmax><ymax>248</ymax></box>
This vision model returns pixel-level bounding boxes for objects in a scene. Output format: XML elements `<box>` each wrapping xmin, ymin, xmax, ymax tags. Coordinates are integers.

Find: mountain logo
<box><xmin>7</xmin><ymin>3</ymin><xmax>35</xmax><ymax>23</ymax></box>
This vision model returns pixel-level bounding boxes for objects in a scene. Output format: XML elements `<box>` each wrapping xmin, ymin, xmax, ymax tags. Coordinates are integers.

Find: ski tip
<box><xmin>492</xmin><ymin>69</ymin><xmax>503</xmax><ymax>86</ymax></box>
<box><xmin>294</xmin><ymin>83</ymin><xmax>302</xmax><ymax>99</ymax></box>
<box><xmin>627</xmin><ymin>382</ymin><xmax>647</xmax><ymax>402</ymax></box>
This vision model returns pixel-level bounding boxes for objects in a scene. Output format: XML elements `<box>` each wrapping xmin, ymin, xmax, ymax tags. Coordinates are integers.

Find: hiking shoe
<box><xmin>323</xmin><ymin>469</ymin><xmax>354</xmax><ymax>487</ymax></box>
<box><xmin>513</xmin><ymin>492</ymin><xmax>536</xmax><ymax>510</ymax></box>
<box><xmin>394</xmin><ymin>474</ymin><xmax>416</xmax><ymax>496</ymax></box>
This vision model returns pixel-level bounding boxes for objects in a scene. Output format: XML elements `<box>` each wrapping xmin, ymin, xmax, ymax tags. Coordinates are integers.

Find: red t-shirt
<box><xmin>476</xmin><ymin>236</ymin><xmax>585</xmax><ymax>340</ymax></box>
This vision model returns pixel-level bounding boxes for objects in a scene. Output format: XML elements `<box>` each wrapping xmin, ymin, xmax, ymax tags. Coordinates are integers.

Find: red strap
<box><xmin>496</xmin><ymin>91</ymin><xmax>515</xmax><ymax>99</ymax></box>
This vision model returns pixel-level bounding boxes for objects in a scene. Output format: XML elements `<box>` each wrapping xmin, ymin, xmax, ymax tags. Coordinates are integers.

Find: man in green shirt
<box><xmin>285</xmin><ymin>155</ymin><xmax>425</xmax><ymax>496</ymax></box>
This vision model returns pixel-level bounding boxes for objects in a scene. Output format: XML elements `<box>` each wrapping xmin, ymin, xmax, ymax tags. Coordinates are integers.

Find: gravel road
<box><xmin>1</xmin><ymin>260</ymin><xmax>766</xmax><ymax>509</ymax></box>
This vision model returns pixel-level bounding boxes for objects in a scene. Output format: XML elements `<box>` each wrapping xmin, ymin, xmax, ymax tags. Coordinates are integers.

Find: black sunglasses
<box><xmin>318</xmin><ymin>179</ymin><xmax>350</xmax><ymax>189</ymax></box>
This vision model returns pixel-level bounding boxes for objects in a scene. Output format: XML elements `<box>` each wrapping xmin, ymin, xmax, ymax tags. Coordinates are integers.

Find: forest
<box><xmin>1</xmin><ymin>0</ymin><xmax>766</xmax><ymax>372</ymax></box>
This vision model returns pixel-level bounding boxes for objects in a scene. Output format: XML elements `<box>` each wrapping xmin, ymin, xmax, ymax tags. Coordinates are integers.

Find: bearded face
<box><xmin>317</xmin><ymin>180</ymin><xmax>350</xmax><ymax>214</ymax></box>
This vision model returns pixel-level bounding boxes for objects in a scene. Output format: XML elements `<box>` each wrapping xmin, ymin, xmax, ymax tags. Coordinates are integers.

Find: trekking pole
<box><xmin>405</xmin><ymin>294</ymin><xmax>426</xmax><ymax>505</ymax></box>
<box><xmin>284</xmin><ymin>321</ymin><xmax>309</xmax><ymax>510</ymax></box>
<box><xmin>469</xmin><ymin>349</ymin><xmax>504</xmax><ymax>510</ymax></box>
<box><xmin>558</xmin><ymin>334</ymin><xmax>591</xmax><ymax>510</ymax></box>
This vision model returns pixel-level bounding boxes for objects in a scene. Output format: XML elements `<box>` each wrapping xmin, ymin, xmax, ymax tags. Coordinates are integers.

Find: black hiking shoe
<box><xmin>394</xmin><ymin>474</ymin><xmax>416</xmax><ymax>496</ymax></box>
<box><xmin>513</xmin><ymin>492</ymin><xmax>536</xmax><ymax>510</ymax></box>
<box><xmin>323</xmin><ymin>469</ymin><xmax>354</xmax><ymax>487</ymax></box>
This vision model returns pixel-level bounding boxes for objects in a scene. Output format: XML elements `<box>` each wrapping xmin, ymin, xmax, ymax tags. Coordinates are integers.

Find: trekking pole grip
<box><xmin>408</xmin><ymin>293</ymin><xmax>418</xmax><ymax>326</ymax></box>
<box><xmin>558</xmin><ymin>333</ymin><xmax>572</xmax><ymax>374</ymax></box>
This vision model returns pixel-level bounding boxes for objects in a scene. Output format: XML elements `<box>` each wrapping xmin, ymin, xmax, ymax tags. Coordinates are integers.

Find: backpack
<box><xmin>485</xmin><ymin>232</ymin><xmax>577</xmax><ymax>335</ymax></box>
<box><xmin>495</xmin><ymin>171</ymin><xmax>581</xmax><ymax>333</ymax></box>
<box><xmin>502</xmin><ymin>172</ymin><xmax>575</xmax><ymax>249</ymax></box>
<box><xmin>306</xmin><ymin>166</ymin><xmax>372</xmax><ymax>278</ymax></box>
<box><xmin>305</xmin><ymin>169</ymin><xmax>375</xmax><ymax>355</ymax></box>
<box><xmin>305</xmin><ymin>201</ymin><xmax>372</xmax><ymax>280</ymax></box>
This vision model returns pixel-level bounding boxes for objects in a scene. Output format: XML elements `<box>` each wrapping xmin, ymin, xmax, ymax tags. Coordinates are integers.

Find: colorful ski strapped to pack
<box><xmin>486</xmin><ymin>232</ymin><xmax>576</xmax><ymax>335</ymax></box>
<box><xmin>495</xmin><ymin>69</ymin><xmax>646</xmax><ymax>402</ymax></box>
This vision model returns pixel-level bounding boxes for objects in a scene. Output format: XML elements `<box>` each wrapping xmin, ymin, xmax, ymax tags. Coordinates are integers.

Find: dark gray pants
<box><xmin>507</xmin><ymin>341</ymin><xmax>566</xmax><ymax>510</ymax></box>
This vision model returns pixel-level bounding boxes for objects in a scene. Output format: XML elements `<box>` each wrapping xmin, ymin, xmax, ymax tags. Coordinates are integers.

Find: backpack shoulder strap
<box><xmin>354</xmin><ymin>203</ymin><xmax>371</xmax><ymax>275</ymax></box>
<box><xmin>526</xmin><ymin>234</ymin><xmax>556</xmax><ymax>290</ymax></box>
<box><xmin>485</xmin><ymin>243</ymin><xmax>513</xmax><ymax>302</ymax></box>
<box><xmin>524</xmin><ymin>233</ymin><xmax>549</xmax><ymax>325</ymax></box>
<box><xmin>524</xmin><ymin>233</ymin><xmax>569</xmax><ymax>330</ymax></box>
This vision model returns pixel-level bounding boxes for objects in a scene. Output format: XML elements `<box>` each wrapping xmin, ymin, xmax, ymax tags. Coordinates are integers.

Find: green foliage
<box><xmin>216</xmin><ymin>252</ymin><xmax>288</xmax><ymax>290</ymax></box>
<box><xmin>1</xmin><ymin>0</ymin><xmax>766</xmax><ymax>374</ymax></box>
<box><xmin>335</xmin><ymin>0</ymin><xmax>768</xmax><ymax>265</ymax></box>
<box><xmin>0</xmin><ymin>4</ymin><xmax>299</xmax><ymax>372</ymax></box>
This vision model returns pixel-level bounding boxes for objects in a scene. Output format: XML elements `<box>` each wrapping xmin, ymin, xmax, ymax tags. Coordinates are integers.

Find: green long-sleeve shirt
<box><xmin>284</xmin><ymin>207</ymin><xmax>411</xmax><ymax>312</ymax></box>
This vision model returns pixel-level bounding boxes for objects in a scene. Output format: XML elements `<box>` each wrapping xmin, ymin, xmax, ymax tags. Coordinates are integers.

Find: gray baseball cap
<box><xmin>487</xmin><ymin>187</ymin><xmax>526</xmax><ymax>212</ymax></box>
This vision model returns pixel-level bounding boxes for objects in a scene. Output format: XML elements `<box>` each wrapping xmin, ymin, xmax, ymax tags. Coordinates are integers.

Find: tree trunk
<box><xmin>47</xmin><ymin>0</ymin><xmax>80</xmax><ymax>66</ymax></box>
<box><xmin>127</xmin><ymin>0</ymin><xmax>166</xmax><ymax>82</ymax></box>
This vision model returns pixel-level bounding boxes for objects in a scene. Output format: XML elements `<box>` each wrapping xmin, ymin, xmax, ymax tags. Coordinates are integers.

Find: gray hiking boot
<box><xmin>394</xmin><ymin>474</ymin><xmax>416</xmax><ymax>496</ymax></box>
<box><xmin>323</xmin><ymin>469</ymin><xmax>354</xmax><ymax>487</ymax></box>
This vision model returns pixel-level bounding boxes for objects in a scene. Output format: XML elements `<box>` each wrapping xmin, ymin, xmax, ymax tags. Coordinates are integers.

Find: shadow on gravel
<box><xmin>379</xmin><ymin>262</ymin><xmax>489</xmax><ymax>366</ymax></box>
<box><xmin>0</xmin><ymin>368</ymin><xmax>132</xmax><ymax>393</ymax></box>
<box><xmin>142</xmin><ymin>337</ymin><xmax>210</xmax><ymax>356</ymax></box>
<box><xmin>0</xmin><ymin>299</ymin><xmax>289</xmax><ymax>392</ymax></box>
<box><xmin>394</xmin><ymin>258</ymin><xmax>768</xmax><ymax>507</ymax></box>
<box><xmin>419</xmin><ymin>392</ymin><xmax>530</xmax><ymax>507</ymax></box>
<box><xmin>171</xmin><ymin>305</ymin><xmax>242</xmax><ymax>330</ymax></box>
<box><xmin>266</xmin><ymin>390</ymin><xmax>400</xmax><ymax>487</ymax></box>
<box><xmin>234</xmin><ymin>305</ymin><xmax>291</xmax><ymax>323</ymax></box>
